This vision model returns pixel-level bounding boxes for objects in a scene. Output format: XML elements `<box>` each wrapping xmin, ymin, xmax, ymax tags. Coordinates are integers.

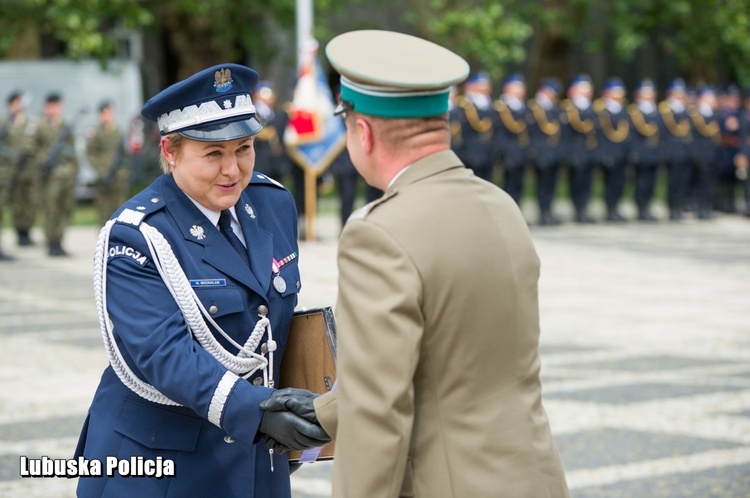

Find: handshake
<box><xmin>258</xmin><ymin>388</ymin><xmax>331</xmax><ymax>454</ymax></box>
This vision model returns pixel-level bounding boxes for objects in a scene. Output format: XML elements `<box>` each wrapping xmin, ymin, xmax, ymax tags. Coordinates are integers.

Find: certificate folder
<box><xmin>279</xmin><ymin>306</ymin><xmax>337</xmax><ymax>462</ymax></box>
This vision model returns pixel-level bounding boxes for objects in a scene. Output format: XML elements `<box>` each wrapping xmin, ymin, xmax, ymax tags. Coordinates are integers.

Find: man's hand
<box><xmin>260</xmin><ymin>388</ymin><xmax>320</xmax><ymax>423</ymax></box>
<box><xmin>259</xmin><ymin>389</ymin><xmax>330</xmax><ymax>454</ymax></box>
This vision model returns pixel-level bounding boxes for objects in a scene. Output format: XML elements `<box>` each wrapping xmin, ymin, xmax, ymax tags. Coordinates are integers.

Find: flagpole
<box><xmin>296</xmin><ymin>0</ymin><xmax>319</xmax><ymax>241</ymax></box>
<box><xmin>296</xmin><ymin>0</ymin><xmax>313</xmax><ymax>68</ymax></box>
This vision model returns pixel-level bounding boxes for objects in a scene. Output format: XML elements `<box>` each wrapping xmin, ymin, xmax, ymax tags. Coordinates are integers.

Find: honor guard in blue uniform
<box><xmin>688</xmin><ymin>86</ymin><xmax>721</xmax><ymax>219</ymax></box>
<box><xmin>527</xmin><ymin>78</ymin><xmax>563</xmax><ymax>225</ymax></box>
<box><xmin>659</xmin><ymin>78</ymin><xmax>694</xmax><ymax>220</ymax></box>
<box><xmin>560</xmin><ymin>74</ymin><xmax>598</xmax><ymax>223</ymax></box>
<box><xmin>493</xmin><ymin>74</ymin><xmax>530</xmax><ymax>205</ymax></box>
<box><xmin>448</xmin><ymin>85</ymin><xmax>466</xmax><ymax>162</ymax></box>
<box><xmin>594</xmin><ymin>77</ymin><xmax>631</xmax><ymax>221</ymax></box>
<box><xmin>739</xmin><ymin>91</ymin><xmax>750</xmax><ymax>216</ymax></box>
<box><xmin>454</xmin><ymin>72</ymin><xmax>496</xmax><ymax>182</ymax></box>
<box><xmin>75</xmin><ymin>63</ymin><xmax>329</xmax><ymax>498</ymax></box>
<box><xmin>716</xmin><ymin>84</ymin><xmax>743</xmax><ymax>213</ymax></box>
<box><xmin>628</xmin><ymin>79</ymin><xmax>662</xmax><ymax>221</ymax></box>
<box><xmin>252</xmin><ymin>81</ymin><xmax>292</xmax><ymax>184</ymax></box>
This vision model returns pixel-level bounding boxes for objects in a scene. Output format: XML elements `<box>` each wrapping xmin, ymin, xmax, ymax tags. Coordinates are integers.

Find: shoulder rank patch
<box><xmin>253</xmin><ymin>172</ymin><xmax>285</xmax><ymax>188</ymax></box>
<box><xmin>348</xmin><ymin>191</ymin><xmax>397</xmax><ymax>221</ymax></box>
<box><xmin>116</xmin><ymin>208</ymin><xmax>146</xmax><ymax>226</ymax></box>
<box><xmin>108</xmin><ymin>245</ymin><xmax>149</xmax><ymax>266</ymax></box>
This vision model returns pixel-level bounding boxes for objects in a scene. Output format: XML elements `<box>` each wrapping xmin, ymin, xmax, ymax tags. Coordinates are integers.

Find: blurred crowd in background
<box><xmin>1</xmin><ymin>70</ymin><xmax>749</xmax><ymax>262</ymax></box>
<box><xmin>448</xmin><ymin>72</ymin><xmax>750</xmax><ymax>226</ymax></box>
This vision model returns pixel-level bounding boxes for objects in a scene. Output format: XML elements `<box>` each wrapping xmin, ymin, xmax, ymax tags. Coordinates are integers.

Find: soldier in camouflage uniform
<box><xmin>87</xmin><ymin>101</ymin><xmax>129</xmax><ymax>227</ymax></box>
<box><xmin>34</xmin><ymin>93</ymin><xmax>79</xmax><ymax>256</ymax></box>
<box><xmin>5</xmin><ymin>92</ymin><xmax>37</xmax><ymax>247</ymax></box>
<box><xmin>0</xmin><ymin>92</ymin><xmax>29</xmax><ymax>260</ymax></box>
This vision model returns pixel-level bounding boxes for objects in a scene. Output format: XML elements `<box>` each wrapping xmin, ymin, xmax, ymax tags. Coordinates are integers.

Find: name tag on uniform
<box><xmin>190</xmin><ymin>279</ymin><xmax>227</xmax><ymax>288</ymax></box>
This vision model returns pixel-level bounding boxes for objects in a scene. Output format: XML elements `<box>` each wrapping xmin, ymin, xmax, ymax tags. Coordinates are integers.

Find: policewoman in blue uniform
<box><xmin>75</xmin><ymin>63</ymin><xmax>329</xmax><ymax>497</ymax></box>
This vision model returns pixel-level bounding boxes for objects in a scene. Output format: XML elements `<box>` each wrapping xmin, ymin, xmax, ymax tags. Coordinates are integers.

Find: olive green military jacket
<box><xmin>34</xmin><ymin>117</ymin><xmax>78</xmax><ymax>176</ymax></box>
<box><xmin>0</xmin><ymin>113</ymin><xmax>31</xmax><ymax>169</ymax></box>
<box><xmin>314</xmin><ymin>149</ymin><xmax>570</xmax><ymax>498</ymax></box>
<box><xmin>86</xmin><ymin>123</ymin><xmax>124</xmax><ymax>178</ymax></box>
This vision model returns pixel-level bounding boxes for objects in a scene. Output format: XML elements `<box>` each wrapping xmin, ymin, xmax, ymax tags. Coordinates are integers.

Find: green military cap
<box><xmin>326</xmin><ymin>30</ymin><xmax>470</xmax><ymax>119</ymax></box>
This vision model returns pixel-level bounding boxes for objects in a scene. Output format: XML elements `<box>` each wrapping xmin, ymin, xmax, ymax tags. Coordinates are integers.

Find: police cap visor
<box><xmin>177</xmin><ymin>116</ymin><xmax>263</xmax><ymax>142</ymax></box>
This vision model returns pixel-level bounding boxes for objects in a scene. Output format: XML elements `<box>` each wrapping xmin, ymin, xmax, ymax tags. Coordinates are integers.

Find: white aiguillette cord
<box><xmin>94</xmin><ymin>219</ymin><xmax>277</xmax><ymax>405</ymax></box>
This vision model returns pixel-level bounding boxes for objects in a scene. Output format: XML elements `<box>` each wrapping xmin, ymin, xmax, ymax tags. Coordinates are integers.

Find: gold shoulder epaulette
<box><xmin>528</xmin><ymin>99</ymin><xmax>560</xmax><ymax>137</ymax></box>
<box><xmin>494</xmin><ymin>99</ymin><xmax>526</xmax><ymax>135</ymax></box>
<box><xmin>688</xmin><ymin>107</ymin><xmax>720</xmax><ymax>138</ymax></box>
<box><xmin>459</xmin><ymin>97</ymin><xmax>493</xmax><ymax>134</ymax></box>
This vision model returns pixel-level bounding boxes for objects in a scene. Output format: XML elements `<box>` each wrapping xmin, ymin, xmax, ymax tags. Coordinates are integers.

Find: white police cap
<box><xmin>141</xmin><ymin>63</ymin><xmax>263</xmax><ymax>141</ymax></box>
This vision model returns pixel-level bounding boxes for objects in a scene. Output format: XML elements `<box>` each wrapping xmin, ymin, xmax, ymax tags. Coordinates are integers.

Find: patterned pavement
<box><xmin>0</xmin><ymin>205</ymin><xmax>749</xmax><ymax>497</ymax></box>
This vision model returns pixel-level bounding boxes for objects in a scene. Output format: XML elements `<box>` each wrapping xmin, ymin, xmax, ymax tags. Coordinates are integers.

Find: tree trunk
<box><xmin>526</xmin><ymin>0</ymin><xmax>579</xmax><ymax>91</ymax></box>
<box><xmin>158</xmin><ymin>8</ymin><xmax>234</xmax><ymax>81</ymax></box>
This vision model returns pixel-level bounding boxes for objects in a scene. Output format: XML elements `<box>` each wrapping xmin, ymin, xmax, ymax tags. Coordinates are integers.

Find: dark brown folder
<box><xmin>279</xmin><ymin>306</ymin><xmax>337</xmax><ymax>461</ymax></box>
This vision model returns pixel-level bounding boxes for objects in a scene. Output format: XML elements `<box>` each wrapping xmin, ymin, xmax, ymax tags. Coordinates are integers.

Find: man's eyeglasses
<box><xmin>334</xmin><ymin>99</ymin><xmax>354</xmax><ymax>119</ymax></box>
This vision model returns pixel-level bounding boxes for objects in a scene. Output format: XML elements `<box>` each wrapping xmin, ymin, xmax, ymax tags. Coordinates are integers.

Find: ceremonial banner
<box><xmin>284</xmin><ymin>41</ymin><xmax>347</xmax><ymax>240</ymax></box>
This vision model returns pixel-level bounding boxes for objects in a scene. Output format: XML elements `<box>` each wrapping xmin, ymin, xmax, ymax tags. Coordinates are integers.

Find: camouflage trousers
<box><xmin>95</xmin><ymin>170</ymin><xmax>130</xmax><ymax>227</ymax></box>
<box><xmin>10</xmin><ymin>165</ymin><xmax>39</xmax><ymax>232</ymax></box>
<box><xmin>44</xmin><ymin>166</ymin><xmax>77</xmax><ymax>242</ymax></box>
<box><xmin>0</xmin><ymin>165</ymin><xmax>9</xmax><ymax>227</ymax></box>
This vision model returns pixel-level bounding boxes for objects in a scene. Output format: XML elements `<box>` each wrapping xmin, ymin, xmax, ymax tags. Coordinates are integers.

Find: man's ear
<box><xmin>356</xmin><ymin>117</ymin><xmax>374</xmax><ymax>155</ymax></box>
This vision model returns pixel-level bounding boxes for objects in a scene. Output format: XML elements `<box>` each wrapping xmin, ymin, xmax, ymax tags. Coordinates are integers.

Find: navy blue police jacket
<box><xmin>75</xmin><ymin>171</ymin><xmax>300</xmax><ymax>498</ymax></box>
<box><xmin>526</xmin><ymin>99</ymin><xmax>562</xmax><ymax>170</ymax></box>
<box><xmin>627</xmin><ymin>103</ymin><xmax>661</xmax><ymax>168</ymax></box>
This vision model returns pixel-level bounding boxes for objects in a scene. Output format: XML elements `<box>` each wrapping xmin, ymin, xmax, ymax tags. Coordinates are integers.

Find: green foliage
<box><xmin>2</xmin><ymin>0</ymin><xmax>749</xmax><ymax>87</ymax></box>
<box><xmin>608</xmin><ymin>0</ymin><xmax>750</xmax><ymax>86</ymax></box>
<box><xmin>426</xmin><ymin>2</ymin><xmax>532</xmax><ymax>81</ymax></box>
<box><xmin>0</xmin><ymin>0</ymin><xmax>155</xmax><ymax>60</ymax></box>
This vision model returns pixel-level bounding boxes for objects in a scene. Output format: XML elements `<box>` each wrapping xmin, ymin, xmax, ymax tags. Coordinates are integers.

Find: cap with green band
<box><xmin>326</xmin><ymin>30</ymin><xmax>470</xmax><ymax>119</ymax></box>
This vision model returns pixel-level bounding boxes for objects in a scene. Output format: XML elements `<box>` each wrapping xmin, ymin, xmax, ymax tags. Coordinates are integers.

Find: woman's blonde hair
<box><xmin>158</xmin><ymin>133</ymin><xmax>184</xmax><ymax>174</ymax></box>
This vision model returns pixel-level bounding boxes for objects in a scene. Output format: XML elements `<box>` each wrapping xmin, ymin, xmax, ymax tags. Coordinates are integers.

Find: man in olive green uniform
<box><xmin>264</xmin><ymin>31</ymin><xmax>570</xmax><ymax>498</ymax></box>
<box><xmin>5</xmin><ymin>92</ymin><xmax>36</xmax><ymax>248</ymax></box>
<box><xmin>0</xmin><ymin>99</ymin><xmax>11</xmax><ymax>260</ymax></box>
<box><xmin>35</xmin><ymin>93</ymin><xmax>79</xmax><ymax>256</ymax></box>
<box><xmin>87</xmin><ymin>101</ymin><xmax>128</xmax><ymax>227</ymax></box>
<box><xmin>0</xmin><ymin>92</ymin><xmax>31</xmax><ymax>259</ymax></box>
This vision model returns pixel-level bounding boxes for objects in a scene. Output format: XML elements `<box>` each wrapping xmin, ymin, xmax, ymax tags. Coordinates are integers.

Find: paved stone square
<box><xmin>1</xmin><ymin>207</ymin><xmax>749</xmax><ymax>497</ymax></box>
